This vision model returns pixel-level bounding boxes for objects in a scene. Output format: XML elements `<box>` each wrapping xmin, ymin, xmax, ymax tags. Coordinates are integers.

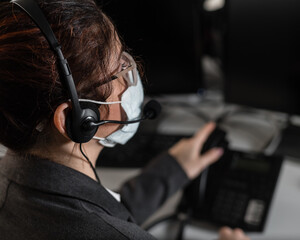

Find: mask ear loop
<box><xmin>93</xmin><ymin>136</ymin><xmax>116</xmax><ymax>148</ymax></box>
<box><xmin>78</xmin><ymin>99</ymin><xmax>122</xmax><ymax>105</ymax></box>
<box><xmin>93</xmin><ymin>136</ymin><xmax>105</xmax><ymax>141</ymax></box>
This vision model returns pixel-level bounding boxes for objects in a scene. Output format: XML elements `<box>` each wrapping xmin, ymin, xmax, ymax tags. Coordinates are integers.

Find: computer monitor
<box><xmin>98</xmin><ymin>0</ymin><xmax>204</xmax><ymax>95</ymax></box>
<box><xmin>223</xmin><ymin>0</ymin><xmax>300</xmax><ymax>115</ymax></box>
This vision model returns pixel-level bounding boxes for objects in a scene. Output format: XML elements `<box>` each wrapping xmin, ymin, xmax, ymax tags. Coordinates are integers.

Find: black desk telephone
<box><xmin>179</xmin><ymin>127</ymin><xmax>283</xmax><ymax>232</ymax></box>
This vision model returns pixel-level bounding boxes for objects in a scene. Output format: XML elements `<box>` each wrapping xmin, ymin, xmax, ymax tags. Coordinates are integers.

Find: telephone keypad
<box><xmin>210</xmin><ymin>164</ymin><xmax>276</xmax><ymax>228</ymax></box>
<box><xmin>212</xmin><ymin>189</ymin><xmax>248</xmax><ymax>225</ymax></box>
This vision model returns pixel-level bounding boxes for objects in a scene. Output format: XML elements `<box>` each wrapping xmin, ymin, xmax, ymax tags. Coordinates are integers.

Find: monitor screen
<box><xmin>223</xmin><ymin>0</ymin><xmax>300</xmax><ymax>114</ymax></box>
<box><xmin>98</xmin><ymin>0</ymin><xmax>203</xmax><ymax>95</ymax></box>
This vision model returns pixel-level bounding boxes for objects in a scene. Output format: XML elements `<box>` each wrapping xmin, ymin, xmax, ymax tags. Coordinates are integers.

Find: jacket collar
<box><xmin>0</xmin><ymin>152</ymin><xmax>135</xmax><ymax>222</ymax></box>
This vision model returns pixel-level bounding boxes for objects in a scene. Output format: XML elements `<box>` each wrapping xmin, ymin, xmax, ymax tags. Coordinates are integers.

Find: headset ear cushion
<box><xmin>65</xmin><ymin>101</ymin><xmax>101</xmax><ymax>143</ymax></box>
<box><xmin>79</xmin><ymin>101</ymin><xmax>100</xmax><ymax>121</ymax></box>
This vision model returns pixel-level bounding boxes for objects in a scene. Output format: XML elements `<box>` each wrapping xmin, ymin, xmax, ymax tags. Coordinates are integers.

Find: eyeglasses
<box><xmin>110</xmin><ymin>52</ymin><xmax>138</xmax><ymax>86</ymax></box>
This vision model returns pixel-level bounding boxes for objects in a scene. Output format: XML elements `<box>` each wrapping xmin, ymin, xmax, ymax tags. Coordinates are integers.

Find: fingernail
<box><xmin>215</xmin><ymin>148</ymin><xmax>224</xmax><ymax>155</ymax></box>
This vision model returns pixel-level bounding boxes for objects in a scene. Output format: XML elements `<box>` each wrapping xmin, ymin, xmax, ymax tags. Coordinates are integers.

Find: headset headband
<box><xmin>11</xmin><ymin>0</ymin><xmax>100</xmax><ymax>143</ymax></box>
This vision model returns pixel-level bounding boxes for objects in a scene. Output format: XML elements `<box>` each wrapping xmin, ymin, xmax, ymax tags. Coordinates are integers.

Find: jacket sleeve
<box><xmin>119</xmin><ymin>152</ymin><xmax>190</xmax><ymax>225</ymax></box>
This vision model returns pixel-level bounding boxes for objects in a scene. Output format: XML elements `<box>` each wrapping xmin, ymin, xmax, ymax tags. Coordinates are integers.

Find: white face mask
<box><xmin>79</xmin><ymin>72</ymin><xmax>144</xmax><ymax>148</ymax></box>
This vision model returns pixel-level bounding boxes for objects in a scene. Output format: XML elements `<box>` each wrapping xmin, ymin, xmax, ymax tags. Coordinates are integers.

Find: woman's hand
<box><xmin>218</xmin><ymin>227</ymin><xmax>250</xmax><ymax>240</ymax></box>
<box><xmin>168</xmin><ymin>122</ymin><xmax>224</xmax><ymax>179</ymax></box>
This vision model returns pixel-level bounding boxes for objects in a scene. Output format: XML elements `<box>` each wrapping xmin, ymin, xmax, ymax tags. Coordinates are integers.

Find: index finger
<box><xmin>193</xmin><ymin>122</ymin><xmax>216</xmax><ymax>146</ymax></box>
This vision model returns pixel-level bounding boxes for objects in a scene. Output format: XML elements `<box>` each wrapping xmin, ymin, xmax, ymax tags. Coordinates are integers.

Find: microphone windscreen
<box><xmin>143</xmin><ymin>100</ymin><xmax>162</xmax><ymax>119</ymax></box>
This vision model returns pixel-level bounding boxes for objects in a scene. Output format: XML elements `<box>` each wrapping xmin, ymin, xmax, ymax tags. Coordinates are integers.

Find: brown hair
<box><xmin>0</xmin><ymin>0</ymin><xmax>120</xmax><ymax>152</ymax></box>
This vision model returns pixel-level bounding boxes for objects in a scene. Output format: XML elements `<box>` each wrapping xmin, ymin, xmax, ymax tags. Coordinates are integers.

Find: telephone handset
<box><xmin>197</xmin><ymin>127</ymin><xmax>229</xmax><ymax>207</ymax></box>
<box><xmin>179</xmin><ymin>127</ymin><xmax>283</xmax><ymax>232</ymax></box>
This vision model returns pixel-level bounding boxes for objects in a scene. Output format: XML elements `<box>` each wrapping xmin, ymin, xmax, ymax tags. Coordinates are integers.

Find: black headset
<box><xmin>11</xmin><ymin>0</ymin><xmax>161</xmax><ymax>143</ymax></box>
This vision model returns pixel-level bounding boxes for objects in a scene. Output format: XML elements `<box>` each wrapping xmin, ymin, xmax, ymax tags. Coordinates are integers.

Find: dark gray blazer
<box><xmin>0</xmin><ymin>151</ymin><xmax>189</xmax><ymax>239</ymax></box>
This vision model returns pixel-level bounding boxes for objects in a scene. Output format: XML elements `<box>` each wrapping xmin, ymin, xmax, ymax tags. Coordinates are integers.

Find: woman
<box><xmin>0</xmin><ymin>0</ymin><xmax>249</xmax><ymax>239</ymax></box>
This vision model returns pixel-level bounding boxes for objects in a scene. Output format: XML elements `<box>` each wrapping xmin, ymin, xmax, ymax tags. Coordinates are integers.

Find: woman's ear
<box><xmin>53</xmin><ymin>102</ymin><xmax>70</xmax><ymax>138</ymax></box>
